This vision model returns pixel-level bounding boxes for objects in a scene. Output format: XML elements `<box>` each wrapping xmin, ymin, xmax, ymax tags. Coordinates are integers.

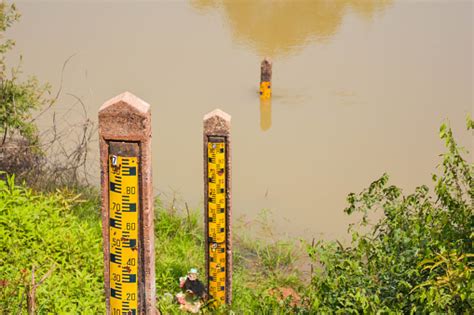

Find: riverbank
<box><xmin>0</xmin><ymin>175</ymin><xmax>305</xmax><ymax>314</ymax></box>
<box><xmin>1</xmin><ymin>120</ymin><xmax>472</xmax><ymax>313</ymax></box>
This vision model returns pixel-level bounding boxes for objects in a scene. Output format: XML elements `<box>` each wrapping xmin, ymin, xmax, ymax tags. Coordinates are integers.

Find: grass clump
<box><xmin>154</xmin><ymin>202</ymin><xmax>304</xmax><ymax>314</ymax></box>
<box><xmin>0</xmin><ymin>174</ymin><xmax>104</xmax><ymax>313</ymax></box>
<box><xmin>153</xmin><ymin>200</ymin><xmax>205</xmax><ymax>313</ymax></box>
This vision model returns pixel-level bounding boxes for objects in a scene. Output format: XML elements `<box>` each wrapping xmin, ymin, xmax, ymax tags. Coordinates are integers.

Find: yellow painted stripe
<box><xmin>208</xmin><ymin>141</ymin><xmax>227</xmax><ymax>305</ymax></box>
<box><xmin>260</xmin><ymin>81</ymin><xmax>271</xmax><ymax>99</ymax></box>
<box><xmin>109</xmin><ymin>156</ymin><xmax>139</xmax><ymax>315</ymax></box>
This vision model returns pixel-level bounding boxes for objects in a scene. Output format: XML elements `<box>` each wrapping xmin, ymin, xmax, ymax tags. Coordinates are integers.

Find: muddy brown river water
<box><xmin>7</xmin><ymin>0</ymin><xmax>472</xmax><ymax>240</ymax></box>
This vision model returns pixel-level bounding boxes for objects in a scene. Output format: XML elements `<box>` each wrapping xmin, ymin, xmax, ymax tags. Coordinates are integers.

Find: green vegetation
<box><xmin>0</xmin><ymin>3</ymin><xmax>50</xmax><ymax>188</ymax></box>
<box><xmin>0</xmin><ymin>3</ymin><xmax>51</xmax><ymax>147</ymax></box>
<box><xmin>1</xmin><ymin>120</ymin><xmax>472</xmax><ymax>313</ymax></box>
<box><xmin>0</xmin><ymin>176</ymin><xmax>103</xmax><ymax>313</ymax></box>
<box><xmin>154</xmin><ymin>203</ymin><xmax>302</xmax><ymax>314</ymax></box>
<box><xmin>306</xmin><ymin>119</ymin><xmax>473</xmax><ymax>313</ymax></box>
<box><xmin>0</xmin><ymin>178</ymin><xmax>300</xmax><ymax>314</ymax></box>
<box><xmin>1</xmin><ymin>3</ymin><xmax>93</xmax><ymax>190</ymax></box>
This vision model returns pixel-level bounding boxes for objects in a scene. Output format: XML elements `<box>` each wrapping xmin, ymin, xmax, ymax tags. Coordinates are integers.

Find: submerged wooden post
<box><xmin>260</xmin><ymin>57</ymin><xmax>272</xmax><ymax>99</ymax></box>
<box><xmin>203</xmin><ymin>109</ymin><xmax>232</xmax><ymax>306</ymax></box>
<box><xmin>99</xmin><ymin>92</ymin><xmax>155</xmax><ymax>314</ymax></box>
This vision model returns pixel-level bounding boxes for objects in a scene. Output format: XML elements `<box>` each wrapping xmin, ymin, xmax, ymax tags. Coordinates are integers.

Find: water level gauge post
<box><xmin>260</xmin><ymin>57</ymin><xmax>272</xmax><ymax>99</ymax></box>
<box><xmin>203</xmin><ymin>109</ymin><xmax>232</xmax><ymax>306</ymax></box>
<box><xmin>99</xmin><ymin>92</ymin><xmax>156</xmax><ymax>314</ymax></box>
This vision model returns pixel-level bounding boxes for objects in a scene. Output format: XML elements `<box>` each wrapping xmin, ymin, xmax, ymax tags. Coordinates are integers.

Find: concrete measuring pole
<box><xmin>260</xmin><ymin>57</ymin><xmax>272</xmax><ymax>99</ymax></box>
<box><xmin>99</xmin><ymin>92</ymin><xmax>155</xmax><ymax>314</ymax></box>
<box><xmin>203</xmin><ymin>109</ymin><xmax>232</xmax><ymax>306</ymax></box>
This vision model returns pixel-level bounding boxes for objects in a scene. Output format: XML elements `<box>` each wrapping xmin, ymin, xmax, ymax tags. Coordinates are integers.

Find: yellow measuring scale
<box><xmin>207</xmin><ymin>140</ymin><xmax>227</xmax><ymax>305</ymax></box>
<box><xmin>109</xmin><ymin>155</ymin><xmax>139</xmax><ymax>315</ymax></box>
<box><xmin>260</xmin><ymin>81</ymin><xmax>271</xmax><ymax>99</ymax></box>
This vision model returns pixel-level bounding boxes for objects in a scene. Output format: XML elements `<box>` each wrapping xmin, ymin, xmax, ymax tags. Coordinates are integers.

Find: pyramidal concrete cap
<box><xmin>203</xmin><ymin>108</ymin><xmax>231</xmax><ymax>122</ymax></box>
<box><xmin>98</xmin><ymin>91</ymin><xmax>151</xmax><ymax>142</ymax></box>
<box><xmin>99</xmin><ymin>91</ymin><xmax>150</xmax><ymax>114</ymax></box>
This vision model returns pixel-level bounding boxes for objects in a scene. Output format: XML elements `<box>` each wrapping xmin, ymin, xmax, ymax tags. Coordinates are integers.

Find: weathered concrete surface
<box><xmin>109</xmin><ymin>141</ymin><xmax>140</xmax><ymax>157</ymax></box>
<box><xmin>260</xmin><ymin>57</ymin><xmax>272</xmax><ymax>83</ymax></box>
<box><xmin>99</xmin><ymin>91</ymin><xmax>151</xmax><ymax>142</ymax></box>
<box><xmin>99</xmin><ymin>91</ymin><xmax>156</xmax><ymax>314</ymax></box>
<box><xmin>203</xmin><ymin>109</ymin><xmax>231</xmax><ymax>137</ymax></box>
<box><xmin>203</xmin><ymin>109</ymin><xmax>232</xmax><ymax>305</ymax></box>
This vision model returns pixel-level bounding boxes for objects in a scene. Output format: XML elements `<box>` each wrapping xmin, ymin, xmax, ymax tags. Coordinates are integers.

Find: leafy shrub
<box><xmin>0</xmin><ymin>2</ymin><xmax>95</xmax><ymax>191</ymax></box>
<box><xmin>0</xmin><ymin>3</ymin><xmax>51</xmax><ymax>147</ymax></box>
<box><xmin>306</xmin><ymin>119</ymin><xmax>473</xmax><ymax>313</ymax></box>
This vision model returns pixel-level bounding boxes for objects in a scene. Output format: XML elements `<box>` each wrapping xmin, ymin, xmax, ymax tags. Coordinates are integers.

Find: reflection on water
<box><xmin>193</xmin><ymin>0</ymin><xmax>392</xmax><ymax>132</ymax></box>
<box><xmin>192</xmin><ymin>0</ymin><xmax>392</xmax><ymax>56</ymax></box>
<box><xmin>260</xmin><ymin>99</ymin><xmax>272</xmax><ymax>131</ymax></box>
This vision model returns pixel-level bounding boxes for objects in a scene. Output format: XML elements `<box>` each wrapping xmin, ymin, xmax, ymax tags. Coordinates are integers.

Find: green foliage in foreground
<box><xmin>0</xmin><ymin>121</ymin><xmax>472</xmax><ymax>314</ymax></box>
<box><xmin>306</xmin><ymin>120</ymin><xmax>473</xmax><ymax>313</ymax></box>
<box><xmin>0</xmin><ymin>176</ymin><xmax>103</xmax><ymax>313</ymax></box>
<box><xmin>0</xmin><ymin>181</ymin><xmax>296</xmax><ymax>314</ymax></box>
